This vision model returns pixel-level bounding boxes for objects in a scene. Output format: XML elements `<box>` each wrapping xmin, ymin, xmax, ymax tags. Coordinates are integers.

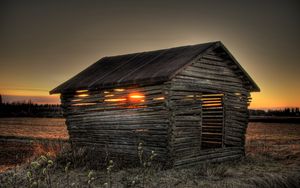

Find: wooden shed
<box><xmin>50</xmin><ymin>41</ymin><xmax>259</xmax><ymax>168</ymax></box>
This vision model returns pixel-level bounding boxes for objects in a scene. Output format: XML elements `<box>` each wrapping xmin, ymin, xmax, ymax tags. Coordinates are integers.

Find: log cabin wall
<box><xmin>60</xmin><ymin>84</ymin><xmax>170</xmax><ymax>164</ymax></box>
<box><xmin>167</xmin><ymin>47</ymin><xmax>251</xmax><ymax>167</ymax></box>
<box><xmin>51</xmin><ymin>42</ymin><xmax>259</xmax><ymax>168</ymax></box>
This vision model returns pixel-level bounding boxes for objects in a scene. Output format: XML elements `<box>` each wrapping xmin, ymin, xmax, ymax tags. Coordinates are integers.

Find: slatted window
<box><xmin>200</xmin><ymin>93</ymin><xmax>224</xmax><ymax>149</ymax></box>
<box><xmin>70</xmin><ymin>88</ymin><xmax>165</xmax><ymax>109</ymax></box>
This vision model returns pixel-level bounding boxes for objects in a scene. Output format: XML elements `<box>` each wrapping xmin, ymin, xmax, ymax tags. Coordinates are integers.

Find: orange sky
<box><xmin>1</xmin><ymin>1</ymin><xmax>299</xmax><ymax>109</ymax></box>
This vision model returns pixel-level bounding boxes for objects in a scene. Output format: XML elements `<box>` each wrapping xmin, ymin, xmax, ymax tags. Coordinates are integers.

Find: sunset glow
<box><xmin>153</xmin><ymin>97</ymin><xmax>165</xmax><ymax>100</ymax></box>
<box><xmin>76</xmin><ymin>90</ymin><xmax>88</xmax><ymax>93</ymax></box>
<box><xmin>104</xmin><ymin>98</ymin><xmax>127</xmax><ymax>102</ymax></box>
<box><xmin>249</xmin><ymin>92</ymin><xmax>300</xmax><ymax>110</ymax></box>
<box><xmin>72</xmin><ymin>102</ymin><xmax>97</xmax><ymax>106</ymax></box>
<box><xmin>129</xmin><ymin>94</ymin><xmax>145</xmax><ymax>99</ymax></box>
<box><xmin>0</xmin><ymin>1</ymin><xmax>299</xmax><ymax>110</ymax></box>
<box><xmin>114</xmin><ymin>88</ymin><xmax>125</xmax><ymax>92</ymax></box>
<box><xmin>1</xmin><ymin>1</ymin><xmax>300</xmax><ymax>185</ymax></box>
<box><xmin>105</xmin><ymin>94</ymin><xmax>115</xmax><ymax>97</ymax></box>
<box><xmin>77</xmin><ymin>94</ymin><xmax>89</xmax><ymax>98</ymax></box>
<box><xmin>129</xmin><ymin>93</ymin><xmax>145</xmax><ymax>103</ymax></box>
<box><xmin>0</xmin><ymin>89</ymin><xmax>49</xmax><ymax>97</ymax></box>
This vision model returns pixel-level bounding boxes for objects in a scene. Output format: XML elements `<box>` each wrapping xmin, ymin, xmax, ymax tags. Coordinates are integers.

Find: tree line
<box><xmin>0</xmin><ymin>94</ymin><xmax>299</xmax><ymax>118</ymax></box>
<box><xmin>249</xmin><ymin>108</ymin><xmax>300</xmax><ymax>117</ymax></box>
<box><xmin>0</xmin><ymin>102</ymin><xmax>63</xmax><ymax>118</ymax></box>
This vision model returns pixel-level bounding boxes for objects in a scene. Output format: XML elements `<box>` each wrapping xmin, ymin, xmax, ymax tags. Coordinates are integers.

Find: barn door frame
<box><xmin>200</xmin><ymin>92</ymin><xmax>225</xmax><ymax>150</ymax></box>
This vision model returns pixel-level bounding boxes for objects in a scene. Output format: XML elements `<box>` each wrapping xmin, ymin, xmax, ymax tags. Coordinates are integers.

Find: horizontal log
<box><xmin>174</xmin><ymin>147</ymin><xmax>243</xmax><ymax>166</ymax></box>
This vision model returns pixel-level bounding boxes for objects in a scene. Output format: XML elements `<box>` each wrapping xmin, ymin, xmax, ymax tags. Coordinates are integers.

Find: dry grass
<box><xmin>0</xmin><ymin>140</ymin><xmax>68</xmax><ymax>173</ymax></box>
<box><xmin>1</xmin><ymin>153</ymin><xmax>299</xmax><ymax>188</ymax></box>
<box><xmin>0</xmin><ymin>118</ymin><xmax>68</xmax><ymax>139</ymax></box>
<box><xmin>246</xmin><ymin>122</ymin><xmax>300</xmax><ymax>164</ymax></box>
<box><xmin>0</xmin><ymin>119</ymin><xmax>300</xmax><ymax>187</ymax></box>
<box><xmin>0</xmin><ymin>118</ymin><xmax>68</xmax><ymax>173</ymax></box>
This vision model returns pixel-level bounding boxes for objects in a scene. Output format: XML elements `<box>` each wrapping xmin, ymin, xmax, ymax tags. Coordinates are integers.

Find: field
<box><xmin>0</xmin><ymin>118</ymin><xmax>68</xmax><ymax>173</ymax></box>
<box><xmin>0</xmin><ymin>118</ymin><xmax>67</xmax><ymax>139</ymax></box>
<box><xmin>246</xmin><ymin>122</ymin><xmax>300</xmax><ymax>163</ymax></box>
<box><xmin>0</xmin><ymin>118</ymin><xmax>299</xmax><ymax>187</ymax></box>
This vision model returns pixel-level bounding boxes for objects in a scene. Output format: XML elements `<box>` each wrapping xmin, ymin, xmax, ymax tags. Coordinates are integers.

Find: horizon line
<box><xmin>1</xmin><ymin>99</ymin><xmax>299</xmax><ymax>111</ymax></box>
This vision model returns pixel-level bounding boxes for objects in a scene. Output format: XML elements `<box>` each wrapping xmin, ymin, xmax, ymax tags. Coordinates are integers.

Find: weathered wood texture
<box><xmin>59</xmin><ymin>44</ymin><xmax>255</xmax><ymax>168</ymax></box>
<box><xmin>61</xmin><ymin>85</ymin><xmax>169</xmax><ymax>163</ymax></box>
<box><xmin>168</xmin><ymin>47</ymin><xmax>251</xmax><ymax>167</ymax></box>
<box><xmin>173</xmin><ymin>147</ymin><xmax>244</xmax><ymax>168</ymax></box>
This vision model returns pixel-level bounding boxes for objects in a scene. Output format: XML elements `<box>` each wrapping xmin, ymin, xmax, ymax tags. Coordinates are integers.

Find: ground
<box><xmin>1</xmin><ymin>151</ymin><xmax>299</xmax><ymax>188</ymax></box>
<box><xmin>0</xmin><ymin>120</ymin><xmax>299</xmax><ymax>187</ymax></box>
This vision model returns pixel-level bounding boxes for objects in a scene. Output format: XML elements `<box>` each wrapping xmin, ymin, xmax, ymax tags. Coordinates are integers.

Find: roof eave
<box><xmin>217</xmin><ymin>42</ymin><xmax>260</xmax><ymax>93</ymax></box>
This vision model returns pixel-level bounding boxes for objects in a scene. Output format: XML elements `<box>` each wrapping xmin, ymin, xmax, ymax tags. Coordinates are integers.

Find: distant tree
<box><xmin>296</xmin><ymin>108</ymin><xmax>300</xmax><ymax>116</ymax></box>
<box><xmin>0</xmin><ymin>94</ymin><xmax>2</xmax><ymax>104</ymax></box>
<box><xmin>0</xmin><ymin>102</ymin><xmax>63</xmax><ymax>117</ymax></box>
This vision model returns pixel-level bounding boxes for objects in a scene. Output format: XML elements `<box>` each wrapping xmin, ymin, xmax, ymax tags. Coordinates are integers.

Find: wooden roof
<box><xmin>50</xmin><ymin>41</ymin><xmax>259</xmax><ymax>94</ymax></box>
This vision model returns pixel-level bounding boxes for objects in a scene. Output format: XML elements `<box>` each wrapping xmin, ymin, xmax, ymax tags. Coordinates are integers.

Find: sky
<box><xmin>0</xmin><ymin>0</ymin><xmax>299</xmax><ymax>109</ymax></box>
